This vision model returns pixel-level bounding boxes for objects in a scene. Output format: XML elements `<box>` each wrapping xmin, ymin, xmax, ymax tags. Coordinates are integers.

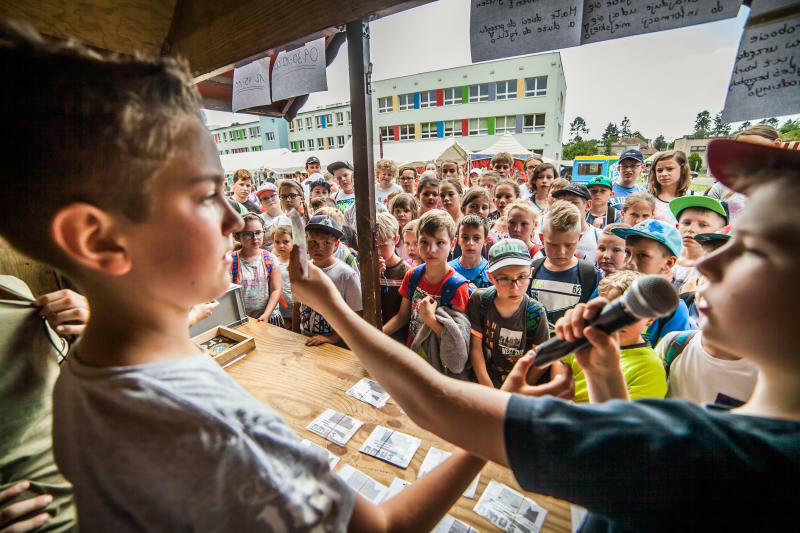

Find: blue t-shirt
<box><xmin>609</xmin><ymin>182</ymin><xmax>642</xmax><ymax>210</ymax></box>
<box><xmin>448</xmin><ymin>257</ymin><xmax>492</xmax><ymax>289</ymax></box>
<box><xmin>642</xmin><ymin>299</ymin><xmax>691</xmax><ymax>347</ymax></box>
<box><xmin>528</xmin><ymin>262</ymin><xmax>603</xmax><ymax>327</ymax></box>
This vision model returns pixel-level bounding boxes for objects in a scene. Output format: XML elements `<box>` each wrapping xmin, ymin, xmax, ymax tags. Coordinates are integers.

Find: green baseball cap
<box><xmin>587</xmin><ymin>176</ymin><xmax>612</xmax><ymax>189</ymax></box>
<box><xmin>669</xmin><ymin>196</ymin><xmax>728</xmax><ymax>222</ymax></box>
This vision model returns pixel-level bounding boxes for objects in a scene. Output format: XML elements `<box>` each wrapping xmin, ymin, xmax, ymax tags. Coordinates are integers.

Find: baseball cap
<box><xmin>587</xmin><ymin>176</ymin><xmax>612</xmax><ymax>189</ymax></box>
<box><xmin>305</xmin><ymin>156</ymin><xmax>320</xmax><ymax>166</ymax></box>
<box><xmin>255</xmin><ymin>183</ymin><xmax>278</xmax><ymax>198</ymax></box>
<box><xmin>694</xmin><ymin>224</ymin><xmax>733</xmax><ymax>245</ymax></box>
<box><xmin>669</xmin><ymin>196</ymin><xmax>728</xmax><ymax>222</ymax></box>
<box><xmin>610</xmin><ymin>219</ymin><xmax>682</xmax><ymax>258</ymax></box>
<box><xmin>552</xmin><ymin>183</ymin><xmax>591</xmax><ymax>202</ymax></box>
<box><xmin>305</xmin><ymin>215</ymin><xmax>343</xmax><ymax>240</ymax></box>
<box><xmin>487</xmin><ymin>238</ymin><xmax>533</xmax><ymax>273</ymax></box>
<box><xmin>307</xmin><ymin>177</ymin><xmax>331</xmax><ymax>192</ymax></box>
<box><xmin>618</xmin><ymin>149</ymin><xmax>644</xmax><ymax>163</ymax></box>
<box><xmin>469</xmin><ymin>168</ymin><xmax>483</xmax><ymax>176</ymax></box>
<box><xmin>707</xmin><ymin>138</ymin><xmax>800</xmax><ymax>195</ymax></box>
<box><xmin>327</xmin><ymin>161</ymin><xmax>353</xmax><ymax>175</ymax></box>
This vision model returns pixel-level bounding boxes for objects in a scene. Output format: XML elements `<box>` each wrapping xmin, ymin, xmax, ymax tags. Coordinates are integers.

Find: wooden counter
<box><xmin>226</xmin><ymin>321</ymin><xmax>573</xmax><ymax>532</ymax></box>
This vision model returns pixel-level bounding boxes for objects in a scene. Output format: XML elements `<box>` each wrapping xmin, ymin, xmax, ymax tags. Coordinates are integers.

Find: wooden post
<box><xmin>346</xmin><ymin>20</ymin><xmax>382</xmax><ymax>329</ymax></box>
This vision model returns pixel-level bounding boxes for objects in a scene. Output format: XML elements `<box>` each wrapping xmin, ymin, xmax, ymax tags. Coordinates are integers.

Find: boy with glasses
<box><xmin>256</xmin><ymin>183</ymin><xmax>281</xmax><ymax>249</ymax></box>
<box><xmin>609</xmin><ymin>149</ymin><xmax>645</xmax><ymax>210</ymax></box>
<box><xmin>397</xmin><ymin>166</ymin><xmax>418</xmax><ymax>194</ymax></box>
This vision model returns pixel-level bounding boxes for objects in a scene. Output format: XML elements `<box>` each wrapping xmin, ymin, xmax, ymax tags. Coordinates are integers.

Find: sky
<box><xmin>204</xmin><ymin>0</ymin><xmax>798</xmax><ymax>144</ymax></box>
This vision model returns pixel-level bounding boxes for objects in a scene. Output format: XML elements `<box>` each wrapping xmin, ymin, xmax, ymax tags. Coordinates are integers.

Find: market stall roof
<box><xmin>472</xmin><ymin>132</ymin><xmax>533</xmax><ymax>157</ymax></box>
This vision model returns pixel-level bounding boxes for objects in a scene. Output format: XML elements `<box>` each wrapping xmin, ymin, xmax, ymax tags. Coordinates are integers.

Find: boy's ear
<box><xmin>50</xmin><ymin>203</ymin><xmax>131</xmax><ymax>276</ymax></box>
<box><xmin>663</xmin><ymin>255</ymin><xmax>678</xmax><ymax>273</ymax></box>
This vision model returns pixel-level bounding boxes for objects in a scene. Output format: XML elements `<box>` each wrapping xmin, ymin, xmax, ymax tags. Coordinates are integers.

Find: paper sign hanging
<box><xmin>721</xmin><ymin>14</ymin><xmax>800</xmax><ymax>122</ymax></box>
<box><xmin>271</xmin><ymin>38</ymin><xmax>328</xmax><ymax>102</ymax></box>
<box><xmin>231</xmin><ymin>58</ymin><xmax>271</xmax><ymax>112</ymax></box>
<box><xmin>750</xmin><ymin>0</ymin><xmax>796</xmax><ymax>18</ymax></box>
<box><xmin>470</xmin><ymin>0</ymin><xmax>582</xmax><ymax>63</ymax></box>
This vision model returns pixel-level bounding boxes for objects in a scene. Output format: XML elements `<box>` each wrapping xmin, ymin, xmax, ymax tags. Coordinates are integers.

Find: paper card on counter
<box><xmin>232</xmin><ymin>58</ymin><xmax>271</xmax><ymax>112</ymax></box>
<box><xmin>382</xmin><ymin>477</ymin><xmax>412</xmax><ymax>502</ymax></box>
<box><xmin>432</xmin><ymin>514</ymin><xmax>481</xmax><ymax>533</ymax></box>
<box><xmin>300</xmin><ymin>439</ymin><xmax>341</xmax><ymax>470</ymax></box>
<box><xmin>336</xmin><ymin>464</ymin><xmax>388</xmax><ymax>505</ymax></box>
<box><xmin>473</xmin><ymin>480</ymin><xmax>547</xmax><ymax>533</ymax></box>
<box><xmin>359</xmin><ymin>426</ymin><xmax>421</xmax><ymax>469</ymax></box>
<box><xmin>271</xmin><ymin>38</ymin><xmax>328</xmax><ymax>101</ymax></box>
<box><xmin>306</xmin><ymin>409</ymin><xmax>363</xmax><ymax>447</ymax></box>
<box><xmin>347</xmin><ymin>378</ymin><xmax>391</xmax><ymax>408</ymax></box>
<box><xmin>418</xmin><ymin>447</ymin><xmax>480</xmax><ymax>499</ymax></box>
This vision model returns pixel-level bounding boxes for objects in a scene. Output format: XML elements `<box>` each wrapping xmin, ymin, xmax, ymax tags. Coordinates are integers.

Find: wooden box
<box><xmin>188</xmin><ymin>283</ymin><xmax>248</xmax><ymax>337</ymax></box>
<box><xmin>192</xmin><ymin>326</ymin><xmax>255</xmax><ymax>368</ymax></box>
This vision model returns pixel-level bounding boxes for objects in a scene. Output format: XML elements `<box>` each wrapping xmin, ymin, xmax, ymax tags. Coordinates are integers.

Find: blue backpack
<box><xmin>406</xmin><ymin>265</ymin><xmax>471</xmax><ymax>308</ymax></box>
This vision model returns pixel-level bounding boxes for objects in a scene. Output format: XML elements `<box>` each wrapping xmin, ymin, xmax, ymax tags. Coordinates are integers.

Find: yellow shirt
<box><xmin>567</xmin><ymin>342</ymin><xmax>667</xmax><ymax>403</ymax></box>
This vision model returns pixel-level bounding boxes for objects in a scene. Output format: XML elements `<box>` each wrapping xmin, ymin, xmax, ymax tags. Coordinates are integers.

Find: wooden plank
<box><xmin>0</xmin><ymin>0</ymin><xmax>176</xmax><ymax>58</ymax></box>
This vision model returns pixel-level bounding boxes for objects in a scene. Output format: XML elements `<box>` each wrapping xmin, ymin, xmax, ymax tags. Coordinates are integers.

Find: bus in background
<box><xmin>572</xmin><ymin>155</ymin><xmax>619</xmax><ymax>184</ymax></box>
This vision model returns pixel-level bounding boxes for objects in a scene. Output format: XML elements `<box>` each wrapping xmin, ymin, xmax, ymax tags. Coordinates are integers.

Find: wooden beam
<box><xmin>347</xmin><ymin>20</ymin><xmax>381</xmax><ymax>329</ymax></box>
<box><xmin>163</xmin><ymin>0</ymin><xmax>433</xmax><ymax>77</ymax></box>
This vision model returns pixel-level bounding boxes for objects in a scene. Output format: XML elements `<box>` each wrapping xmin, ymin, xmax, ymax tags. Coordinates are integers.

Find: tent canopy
<box><xmin>471</xmin><ymin>132</ymin><xmax>532</xmax><ymax>159</ymax></box>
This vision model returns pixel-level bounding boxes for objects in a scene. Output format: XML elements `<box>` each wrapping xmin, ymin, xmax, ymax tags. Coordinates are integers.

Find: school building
<box><xmin>208</xmin><ymin>116</ymin><xmax>290</xmax><ymax>155</ymax></box>
<box><xmin>286</xmin><ymin>102</ymin><xmax>353</xmax><ymax>153</ymax></box>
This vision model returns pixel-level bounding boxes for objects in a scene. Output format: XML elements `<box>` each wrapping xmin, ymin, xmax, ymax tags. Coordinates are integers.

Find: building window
<box><xmin>249</xmin><ymin>127</ymin><xmax>259</xmax><ymax>137</ymax></box>
<box><xmin>305</xmin><ymin>117</ymin><xmax>313</xmax><ymax>129</ymax></box>
<box><xmin>495</xmin><ymin>115</ymin><xmax>516</xmax><ymax>134</ymax></box>
<box><xmin>307</xmin><ymin>139</ymin><xmax>315</xmax><ymax>150</ymax></box>
<box><xmin>225</xmin><ymin>149</ymin><xmax>230</xmax><ymax>154</ymax></box>
<box><xmin>443</xmin><ymin>87</ymin><xmax>461</xmax><ymax>106</ymax></box>
<box><xmin>252</xmin><ymin>146</ymin><xmax>261</xmax><ymax>152</ymax></box>
<box><xmin>266</xmin><ymin>132</ymin><xmax>275</xmax><ymax>141</ymax></box>
<box><xmin>496</xmin><ymin>80</ymin><xmax>517</xmax><ymax>100</ymax></box>
<box><xmin>468</xmin><ymin>118</ymin><xmax>488</xmax><ymax>135</ymax></box>
<box><xmin>315</xmin><ymin>116</ymin><xmax>323</xmax><ymax>128</ymax></box>
<box><xmin>326</xmin><ymin>136</ymin><xmax>335</xmax><ymax>148</ymax></box>
<box><xmin>297</xmin><ymin>120</ymin><xmax>304</xmax><ymax>131</ymax></box>
<box><xmin>380</xmin><ymin>126</ymin><xmax>393</xmax><ymax>142</ymax></box>
<box><xmin>336</xmin><ymin>112</ymin><xmax>344</xmax><ymax>125</ymax></box>
<box><xmin>378</xmin><ymin>97</ymin><xmax>392</xmax><ymax>113</ymax></box>
<box><xmin>522</xmin><ymin>113</ymin><xmax>546</xmax><ymax>133</ymax></box>
<box><xmin>222</xmin><ymin>132</ymin><xmax>227</xmax><ymax>141</ymax></box>
<box><xmin>397</xmin><ymin>93</ymin><xmax>414</xmax><ymax>111</ymax></box>
<box><xmin>398</xmin><ymin>124</ymin><xmax>414</xmax><ymax>140</ymax></box>
<box><xmin>442</xmin><ymin>120</ymin><xmax>462</xmax><ymax>137</ymax></box>
<box><xmin>325</xmin><ymin>114</ymin><xmax>333</xmax><ymax>126</ymax></box>
<box><xmin>298</xmin><ymin>140</ymin><xmax>305</xmax><ymax>151</ymax></box>
<box><xmin>288</xmin><ymin>122</ymin><xmax>294</xmax><ymax>132</ymax></box>
<box><xmin>420</xmin><ymin>122</ymin><xmax>437</xmax><ymax>139</ymax></box>
<box><xmin>419</xmin><ymin>90</ymin><xmax>437</xmax><ymax>108</ymax></box>
<box><xmin>524</xmin><ymin>76</ymin><xmax>547</xmax><ymax>97</ymax></box>
<box><xmin>337</xmin><ymin>135</ymin><xmax>346</xmax><ymax>147</ymax></box>
<box><xmin>690</xmin><ymin>145</ymin><xmax>706</xmax><ymax>152</ymax></box>
<box><xmin>347</xmin><ymin>111</ymin><xmax>351</xmax><ymax>125</ymax></box>
<box><xmin>468</xmin><ymin>84</ymin><xmax>489</xmax><ymax>103</ymax></box>
<box><xmin>317</xmin><ymin>137</ymin><xmax>325</xmax><ymax>149</ymax></box>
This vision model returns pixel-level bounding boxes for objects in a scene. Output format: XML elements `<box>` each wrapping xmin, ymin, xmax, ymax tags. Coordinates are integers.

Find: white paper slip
<box><xmin>473</xmin><ymin>480</ymin><xmax>547</xmax><ymax>533</ymax></box>
<box><xmin>347</xmin><ymin>378</ymin><xmax>391</xmax><ymax>408</ymax></box>
<box><xmin>359</xmin><ymin>425</ymin><xmax>421</xmax><ymax>469</ymax></box>
<box><xmin>306</xmin><ymin>409</ymin><xmax>363</xmax><ymax>447</ymax></box>
<box><xmin>570</xmin><ymin>504</ymin><xmax>588</xmax><ymax>533</ymax></box>
<box><xmin>382</xmin><ymin>477</ymin><xmax>412</xmax><ymax>502</ymax></box>
<box><xmin>300</xmin><ymin>439</ymin><xmax>341</xmax><ymax>470</ymax></box>
<box><xmin>418</xmin><ymin>447</ymin><xmax>480</xmax><ymax>499</ymax></box>
<box><xmin>336</xmin><ymin>464</ymin><xmax>388</xmax><ymax>505</ymax></box>
<box><xmin>432</xmin><ymin>514</ymin><xmax>480</xmax><ymax>533</ymax></box>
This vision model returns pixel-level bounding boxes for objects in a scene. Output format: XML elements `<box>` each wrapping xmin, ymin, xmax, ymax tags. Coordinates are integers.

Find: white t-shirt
<box><xmin>300</xmin><ymin>259</ymin><xmax>362</xmax><ymax>336</ymax></box>
<box><xmin>576</xmin><ymin>226</ymin><xmax>602</xmax><ymax>265</ymax></box>
<box><xmin>332</xmin><ymin>190</ymin><xmax>356</xmax><ymax>213</ymax></box>
<box><xmin>375</xmin><ymin>183</ymin><xmax>402</xmax><ymax>205</ymax></box>
<box><xmin>655</xmin><ymin>331</ymin><xmax>759</xmax><ymax>407</ymax></box>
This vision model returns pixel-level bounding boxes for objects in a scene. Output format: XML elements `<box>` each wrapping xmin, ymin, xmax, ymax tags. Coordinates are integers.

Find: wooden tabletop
<box><xmin>226</xmin><ymin>321</ymin><xmax>573</xmax><ymax>532</ymax></box>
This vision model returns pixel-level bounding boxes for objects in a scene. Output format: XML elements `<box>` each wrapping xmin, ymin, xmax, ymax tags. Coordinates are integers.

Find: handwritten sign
<box><xmin>722</xmin><ymin>15</ymin><xmax>800</xmax><ymax>122</ymax></box>
<box><xmin>581</xmin><ymin>0</ymin><xmax>743</xmax><ymax>45</ymax></box>
<box><xmin>750</xmin><ymin>0</ymin><xmax>795</xmax><ymax>18</ymax></box>
<box><xmin>231</xmin><ymin>58</ymin><xmax>270</xmax><ymax>112</ymax></box>
<box><xmin>271</xmin><ymin>38</ymin><xmax>328</xmax><ymax>102</ymax></box>
<box><xmin>470</xmin><ymin>0</ymin><xmax>582</xmax><ymax>62</ymax></box>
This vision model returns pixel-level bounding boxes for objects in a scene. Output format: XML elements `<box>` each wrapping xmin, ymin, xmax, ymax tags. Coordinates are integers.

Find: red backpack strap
<box><xmin>230</xmin><ymin>251</ymin><xmax>240</xmax><ymax>284</ymax></box>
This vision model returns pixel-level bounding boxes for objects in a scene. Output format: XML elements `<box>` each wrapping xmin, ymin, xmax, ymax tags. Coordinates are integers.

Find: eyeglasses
<box><xmin>493</xmin><ymin>276</ymin><xmax>532</xmax><ymax>288</ymax></box>
<box><xmin>259</xmin><ymin>194</ymin><xmax>277</xmax><ymax>201</ymax></box>
<box><xmin>399</xmin><ymin>176</ymin><xmax>415</xmax><ymax>182</ymax></box>
<box><xmin>619</xmin><ymin>164</ymin><xmax>641</xmax><ymax>170</ymax></box>
<box><xmin>236</xmin><ymin>230</ymin><xmax>264</xmax><ymax>239</ymax></box>
<box><xmin>280</xmin><ymin>193</ymin><xmax>300</xmax><ymax>200</ymax></box>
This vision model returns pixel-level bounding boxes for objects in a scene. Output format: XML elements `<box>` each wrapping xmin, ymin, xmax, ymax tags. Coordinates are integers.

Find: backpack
<box><xmin>606</xmin><ymin>203</ymin><xmax>619</xmax><ymax>224</ymax></box>
<box><xmin>529</xmin><ymin>257</ymin><xmax>597</xmax><ymax>304</ymax></box>
<box><xmin>230</xmin><ymin>250</ymin><xmax>273</xmax><ymax>284</ymax></box>
<box><xmin>406</xmin><ymin>264</ymin><xmax>470</xmax><ymax>308</ymax></box>
<box><xmin>663</xmin><ymin>330</ymin><xmax>699</xmax><ymax>378</ymax></box>
<box><xmin>477</xmin><ymin>288</ymin><xmax>546</xmax><ymax>348</ymax></box>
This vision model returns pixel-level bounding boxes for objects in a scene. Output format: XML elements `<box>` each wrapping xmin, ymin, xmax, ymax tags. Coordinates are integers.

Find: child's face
<box><xmin>377</xmin><ymin>171</ymin><xmax>394</xmax><ymax>187</ymax></box>
<box><xmin>399</xmin><ymin>170</ymin><xmax>416</xmax><ymax>193</ymax></box>
<box><xmin>419</xmin><ymin>185</ymin><xmax>440</xmax><ymax>211</ymax></box>
<box><xmin>534</xmin><ymin>168</ymin><xmax>555</xmax><ymax>194</ymax></box>
<box><xmin>418</xmin><ymin>228</ymin><xmax>453</xmax><ymax>266</ymax></box>
<box><xmin>259</xmin><ymin>191</ymin><xmax>279</xmax><ymax>211</ymax></box>
<box><xmin>306</xmin><ymin>231</ymin><xmax>339</xmax><ymax>263</ymax></box>
<box><xmin>237</xmin><ymin>219</ymin><xmax>265</xmax><ymax>251</ymax></box>
<box><xmin>402</xmin><ymin>230</ymin><xmax>419</xmax><ymax>262</ymax></box>
<box><xmin>425</xmin><ymin>163</ymin><xmax>437</xmax><ymax>173</ymax></box>
<box><xmin>232</xmin><ymin>178</ymin><xmax>252</xmax><ymax>202</ymax></box>
<box><xmin>588</xmin><ymin>186</ymin><xmax>613</xmax><ymax>208</ymax></box>
<box><xmin>494</xmin><ymin>184</ymin><xmax>516</xmax><ymax>215</ymax></box>
<box><xmin>335</xmin><ymin>169</ymin><xmax>354</xmax><ymax>193</ymax></box>
<box><xmin>507</xmin><ymin>208</ymin><xmax>535</xmax><ymax>245</ymax></box>
<box><xmin>464</xmin><ymin>198</ymin><xmax>491</xmax><ymax>219</ymax></box>
<box><xmin>392</xmin><ymin>206</ymin><xmax>413</xmax><ymax>231</ymax></box>
<box><xmin>458</xmin><ymin>225</ymin><xmax>486</xmax><ymax>259</ymax></box>
<box><xmin>596</xmin><ymin>234</ymin><xmax>627</xmax><ymax>274</ymax></box>
<box><xmin>618</xmin><ymin>158</ymin><xmax>643</xmax><ymax>187</ymax></box>
<box><xmin>543</xmin><ymin>229</ymin><xmax>580</xmax><ymax>268</ymax></box>
<box><xmin>272</xmin><ymin>232</ymin><xmax>293</xmax><ymax>257</ymax></box>
<box><xmin>622</xmin><ymin>201</ymin><xmax>654</xmax><ymax>226</ymax></box>
<box><xmin>280</xmin><ymin>188</ymin><xmax>303</xmax><ymax>211</ymax></box>
<box><xmin>469</xmin><ymin>173</ymin><xmax>480</xmax><ymax>187</ymax></box>
<box><xmin>441</xmin><ymin>163</ymin><xmax>459</xmax><ymax>178</ymax></box>
<box><xmin>625</xmin><ymin>237</ymin><xmax>674</xmax><ymax>275</ymax></box>
<box><xmin>558</xmin><ymin>193</ymin><xmax>591</xmax><ymax>216</ymax></box>
<box><xmin>376</xmin><ymin>236</ymin><xmax>398</xmax><ymax>262</ymax></box>
<box><xmin>492</xmin><ymin>162</ymin><xmax>511</xmax><ymax>178</ymax></box>
<box><xmin>655</xmin><ymin>158</ymin><xmax>681</xmax><ymax>192</ymax></box>
<box><xmin>678</xmin><ymin>209</ymin><xmax>726</xmax><ymax>254</ymax></box>
<box><xmin>439</xmin><ymin>183</ymin><xmax>461</xmax><ymax>212</ymax></box>
<box><xmin>489</xmin><ymin>265</ymin><xmax>532</xmax><ymax>302</ymax></box>
<box><xmin>309</xmin><ymin>185</ymin><xmax>329</xmax><ymax>199</ymax></box>
<box><xmin>480</xmin><ymin>177</ymin><xmax>497</xmax><ymax>197</ymax></box>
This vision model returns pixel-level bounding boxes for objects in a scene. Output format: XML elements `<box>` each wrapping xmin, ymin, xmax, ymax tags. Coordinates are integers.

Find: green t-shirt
<box><xmin>567</xmin><ymin>341</ymin><xmax>667</xmax><ymax>403</ymax></box>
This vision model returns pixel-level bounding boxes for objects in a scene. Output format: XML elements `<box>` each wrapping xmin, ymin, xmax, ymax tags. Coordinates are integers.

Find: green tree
<box><xmin>779</xmin><ymin>119</ymin><xmax>800</xmax><ymax>134</ymax></box>
<box><xmin>733</xmin><ymin>120</ymin><xmax>752</xmax><ymax>134</ymax></box>
<box><xmin>759</xmin><ymin>117</ymin><xmax>779</xmax><ymax>128</ymax></box>
<box><xmin>694</xmin><ymin>110</ymin><xmax>712</xmax><ymax>137</ymax></box>
<box><xmin>563</xmin><ymin>139</ymin><xmax>598</xmax><ymax>160</ymax></box>
<box><xmin>620</xmin><ymin>116</ymin><xmax>632</xmax><ymax>137</ymax></box>
<box><xmin>653</xmin><ymin>135</ymin><xmax>668</xmax><ymax>151</ymax></box>
<box><xmin>601</xmin><ymin>122</ymin><xmax>620</xmax><ymax>142</ymax></box>
<box><xmin>569</xmin><ymin>116</ymin><xmax>590</xmax><ymax>142</ymax></box>
<box><xmin>712</xmin><ymin>112</ymin><xmax>732</xmax><ymax>137</ymax></box>
<box><xmin>688</xmin><ymin>152</ymin><xmax>703</xmax><ymax>172</ymax></box>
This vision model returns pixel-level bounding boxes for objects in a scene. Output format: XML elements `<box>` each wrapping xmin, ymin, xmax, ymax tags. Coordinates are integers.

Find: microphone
<box><xmin>533</xmin><ymin>275</ymin><xmax>679</xmax><ymax>368</ymax></box>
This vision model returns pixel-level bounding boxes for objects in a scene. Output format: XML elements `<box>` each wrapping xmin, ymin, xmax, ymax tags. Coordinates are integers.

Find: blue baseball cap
<box><xmin>306</xmin><ymin>215</ymin><xmax>343</xmax><ymax>240</ymax></box>
<box><xmin>618</xmin><ymin>149</ymin><xmax>644</xmax><ymax>163</ymax></box>
<box><xmin>610</xmin><ymin>219</ymin><xmax>682</xmax><ymax>257</ymax></box>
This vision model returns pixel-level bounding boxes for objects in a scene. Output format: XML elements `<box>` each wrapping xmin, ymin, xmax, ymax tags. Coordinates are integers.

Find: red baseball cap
<box><xmin>707</xmin><ymin>139</ymin><xmax>800</xmax><ymax>195</ymax></box>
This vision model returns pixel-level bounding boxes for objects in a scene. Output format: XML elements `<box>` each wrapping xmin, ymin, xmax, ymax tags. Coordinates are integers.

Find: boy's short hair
<box><xmin>402</xmin><ymin>219</ymin><xmax>420</xmax><ymax>237</ymax></box>
<box><xmin>461</xmin><ymin>187</ymin><xmax>491</xmax><ymax>211</ymax></box>
<box><xmin>375</xmin><ymin>212</ymin><xmax>400</xmax><ymax>243</ymax></box>
<box><xmin>622</xmin><ymin>191</ymin><xmax>656</xmax><ymax>212</ymax></box>
<box><xmin>459</xmin><ymin>213</ymin><xmax>489</xmax><ymax>238</ymax></box>
<box><xmin>490</xmin><ymin>152</ymin><xmax>513</xmax><ymax>167</ymax></box>
<box><xmin>398</xmin><ymin>166</ymin><xmax>418</xmax><ymax>177</ymax></box>
<box><xmin>310</xmin><ymin>196</ymin><xmax>337</xmax><ymax>211</ymax></box>
<box><xmin>602</xmin><ymin>222</ymin><xmax>631</xmax><ymax>237</ymax></box>
<box><xmin>548</xmin><ymin>178</ymin><xmax>571</xmax><ymax>195</ymax></box>
<box><xmin>541</xmin><ymin>200</ymin><xmax>581</xmax><ymax>235</ymax></box>
<box><xmin>375</xmin><ymin>159</ymin><xmax>398</xmax><ymax>177</ymax></box>
<box><xmin>505</xmin><ymin>199</ymin><xmax>540</xmax><ymax>225</ymax></box>
<box><xmin>272</xmin><ymin>225</ymin><xmax>293</xmax><ymax>240</ymax></box>
<box><xmin>417</xmin><ymin>210</ymin><xmax>456</xmax><ymax>241</ymax></box>
<box><xmin>388</xmin><ymin>193</ymin><xmax>419</xmax><ymax>219</ymax></box>
<box><xmin>233</xmin><ymin>169</ymin><xmax>253</xmax><ymax>184</ymax></box>
<box><xmin>598</xmin><ymin>269</ymin><xmax>644</xmax><ymax>300</ymax></box>
<box><xmin>313</xmin><ymin>206</ymin><xmax>345</xmax><ymax>227</ymax></box>
<box><xmin>0</xmin><ymin>19</ymin><xmax>202</xmax><ymax>269</ymax></box>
